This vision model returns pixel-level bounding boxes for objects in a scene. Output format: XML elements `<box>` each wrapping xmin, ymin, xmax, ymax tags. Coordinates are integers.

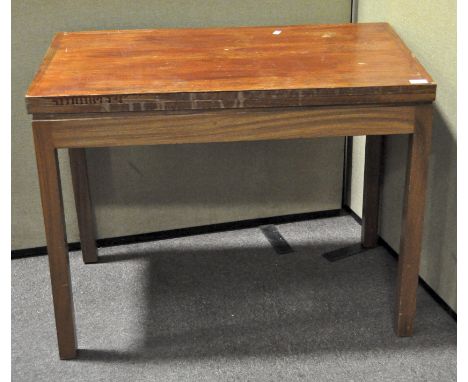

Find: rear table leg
<box><xmin>361</xmin><ymin>135</ymin><xmax>384</xmax><ymax>248</ymax></box>
<box><xmin>69</xmin><ymin>148</ymin><xmax>98</xmax><ymax>264</ymax></box>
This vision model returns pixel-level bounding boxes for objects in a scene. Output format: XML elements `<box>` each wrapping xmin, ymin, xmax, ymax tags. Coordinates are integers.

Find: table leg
<box><xmin>361</xmin><ymin>135</ymin><xmax>384</xmax><ymax>248</ymax></box>
<box><xmin>33</xmin><ymin>124</ymin><xmax>77</xmax><ymax>359</ymax></box>
<box><xmin>395</xmin><ymin>104</ymin><xmax>433</xmax><ymax>336</ymax></box>
<box><xmin>69</xmin><ymin>148</ymin><xmax>98</xmax><ymax>264</ymax></box>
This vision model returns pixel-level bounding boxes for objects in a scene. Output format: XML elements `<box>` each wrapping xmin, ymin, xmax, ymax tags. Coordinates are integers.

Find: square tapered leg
<box><xmin>361</xmin><ymin>135</ymin><xmax>384</xmax><ymax>248</ymax></box>
<box><xmin>69</xmin><ymin>148</ymin><xmax>98</xmax><ymax>264</ymax></box>
<box><xmin>395</xmin><ymin>105</ymin><xmax>433</xmax><ymax>336</ymax></box>
<box><xmin>33</xmin><ymin>124</ymin><xmax>77</xmax><ymax>359</ymax></box>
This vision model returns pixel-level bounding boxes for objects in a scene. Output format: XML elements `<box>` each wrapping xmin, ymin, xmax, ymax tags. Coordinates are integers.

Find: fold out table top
<box><xmin>26</xmin><ymin>22</ymin><xmax>435</xmax><ymax>115</ymax></box>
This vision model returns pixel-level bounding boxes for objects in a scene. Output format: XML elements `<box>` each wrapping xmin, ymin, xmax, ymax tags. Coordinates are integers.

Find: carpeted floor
<box><xmin>12</xmin><ymin>215</ymin><xmax>456</xmax><ymax>381</ymax></box>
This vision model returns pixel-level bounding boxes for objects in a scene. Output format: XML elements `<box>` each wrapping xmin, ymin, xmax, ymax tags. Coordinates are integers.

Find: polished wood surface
<box><xmin>69</xmin><ymin>149</ymin><xmax>98</xmax><ymax>264</ymax></box>
<box><xmin>395</xmin><ymin>104</ymin><xmax>433</xmax><ymax>336</ymax></box>
<box><xmin>26</xmin><ymin>23</ymin><xmax>435</xmax><ymax>114</ymax></box>
<box><xmin>32</xmin><ymin>106</ymin><xmax>415</xmax><ymax>149</ymax></box>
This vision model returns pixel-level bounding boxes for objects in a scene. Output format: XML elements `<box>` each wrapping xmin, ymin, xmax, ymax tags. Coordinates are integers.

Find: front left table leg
<box><xmin>33</xmin><ymin>123</ymin><xmax>77</xmax><ymax>359</ymax></box>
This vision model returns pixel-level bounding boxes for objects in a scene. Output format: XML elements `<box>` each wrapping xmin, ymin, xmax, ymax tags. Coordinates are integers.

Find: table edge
<box><xmin>25</xmin><ymin>85</ymin><xmax>436</xmax><ymax>114</ymax></box>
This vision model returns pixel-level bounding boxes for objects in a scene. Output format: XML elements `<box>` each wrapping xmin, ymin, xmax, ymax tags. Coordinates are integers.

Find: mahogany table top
<box><xmin>26</xmin><ymin>23</ymin><xmax>435</xmax><ymax>114</ymax></box>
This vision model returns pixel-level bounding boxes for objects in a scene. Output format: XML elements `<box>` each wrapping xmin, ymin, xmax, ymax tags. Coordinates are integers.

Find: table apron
<box><xmin>33</xmin><ymin>105</ymin><xmax>416</xmax><ymax>149</ymax></box>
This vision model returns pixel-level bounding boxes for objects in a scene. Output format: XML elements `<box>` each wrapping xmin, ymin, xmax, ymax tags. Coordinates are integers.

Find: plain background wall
<box><xmin>12</xmin><ymin>1</ymin><xmax>351</xmax><ymax>250</ymax></box>
<box><xmin>350</xmin><ymin>0</ymin><xmax>457</xmax><ymax>310</ymax></box>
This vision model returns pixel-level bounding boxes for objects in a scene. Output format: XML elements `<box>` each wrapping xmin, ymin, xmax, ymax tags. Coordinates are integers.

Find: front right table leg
<box><xmin>395</xmin><ymin>104</ymin><xmax>433</xmax><ymax>336</ymax></box>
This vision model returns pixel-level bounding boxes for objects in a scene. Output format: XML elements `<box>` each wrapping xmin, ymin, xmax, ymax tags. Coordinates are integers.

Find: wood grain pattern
<box><xmin>69</xmin><ymin>148</ymin><xmax>98</xmax><ymax>264</ymax></box>
<box><xmin>26</xmin><ymin>23</ymin><xmax>435</xmax><ymax>114</ymax></box>
<box><xmin>32</xmin><ymin>125</ymin><xmax>77</xmax><ymax>359</ymax></box>
<box><xmin>395</xmin><ymin>104</ymin><xmax>433</xmax><ymax>336</ymax></box>
<box><xmin>32</xmin><ymin>106</ymin><xmax>415</xmax><ymax>149</ymax></box>
<box><xmin>361</xmin><ymin>135</ymin><xmax>384</xmax><ymax>248</ymax></box>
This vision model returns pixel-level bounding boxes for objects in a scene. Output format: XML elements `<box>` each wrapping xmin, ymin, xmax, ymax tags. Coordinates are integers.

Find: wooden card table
<box><xmin>26</xmin><ymin>23</ymin><xmax>435</xmax><ymax>359</ymax></box>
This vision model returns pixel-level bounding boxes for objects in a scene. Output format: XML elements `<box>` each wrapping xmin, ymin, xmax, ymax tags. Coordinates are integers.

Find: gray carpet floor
<box><xmin>12</xmin><ymin>215</ymin><xmax>456</xmax><ymax>381</ymax></box>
